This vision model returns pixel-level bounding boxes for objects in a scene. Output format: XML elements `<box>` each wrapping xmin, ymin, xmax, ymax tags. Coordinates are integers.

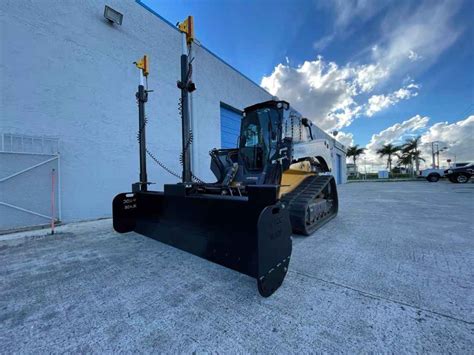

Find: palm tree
<box><xmin>402</xmin><ymin>136</ymin><xmax>422</xmax><ymax>174</ymax></box>
<box><xmin>397</xmin><ymin>151</ymin><xmax>425</xmax><ymax>176</ymax></box>
<box><xmin>346</xmin><ymin>145</ymin><xmax>365</xmax><ymax>175</ymax></box>
<box><xmin>397</xmin><ymin>152</ymin><xmax>413</xmax><ymax>174</ymax></box>
<box><xmin>411</xmin><ymin>151</ymin><xmax>425</xmax><ymax>173</ymax></box>
<box><xmin>376</xmin><ymin>143</ymin><xmax>400</xmax><ymax>175</ymax></box>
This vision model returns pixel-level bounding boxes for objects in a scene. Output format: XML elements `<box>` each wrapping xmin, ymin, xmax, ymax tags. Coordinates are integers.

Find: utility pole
<box><xmin>430</xmin><ymin>141</ymin><xmax>447</xmax><ymax>169</ymax></box>
<box><xmin>363</xmin><ymin>157</ymin><xmax>367</xmax><ymax>179</ymax></box>
<box><xmin>431</xmin><ymin>142</ymin><xmax>436</xmax><ymax>168</ymax></box>
<box><xmin>437</xmin><ymin>146</ymin><xmax>448</xmax><ymax>168</ymax></box>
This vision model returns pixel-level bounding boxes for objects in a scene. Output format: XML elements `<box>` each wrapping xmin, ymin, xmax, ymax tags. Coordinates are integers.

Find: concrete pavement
<box><xmin>1</xmin><ymin>181</ymin><xmax>473</xmax><ymax>352</ymax></box>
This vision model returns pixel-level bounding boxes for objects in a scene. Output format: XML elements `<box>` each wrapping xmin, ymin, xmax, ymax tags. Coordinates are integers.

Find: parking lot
<box><xmin>1</xmin><ymin>181</ymin><xmax>473</xmax><ymax>352</ymax></box>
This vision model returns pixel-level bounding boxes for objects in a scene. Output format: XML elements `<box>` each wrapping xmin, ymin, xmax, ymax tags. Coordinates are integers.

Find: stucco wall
<box><xmin>0</xmin><ymin>0</ymin><xmax>272</xmax><ymax>223</ymax></box>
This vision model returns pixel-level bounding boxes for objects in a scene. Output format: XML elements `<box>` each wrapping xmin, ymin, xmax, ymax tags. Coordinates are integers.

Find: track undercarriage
<box><xmin>280</xmin><ymin>174</ymin><xmax>338</xmax><ymax>235</ymax></box>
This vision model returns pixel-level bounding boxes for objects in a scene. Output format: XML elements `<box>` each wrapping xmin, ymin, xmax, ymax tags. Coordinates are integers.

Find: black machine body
<box><xmin>113</xmin><ymin>52</ymin><xmax>293</xmax><ymax>297</ymax></box>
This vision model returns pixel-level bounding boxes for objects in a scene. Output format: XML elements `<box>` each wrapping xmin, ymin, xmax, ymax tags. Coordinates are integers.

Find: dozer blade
<box><xmin>113</xmin><ymin>184</ymin><xmax>292</xmax><ymax>297</ymax></box>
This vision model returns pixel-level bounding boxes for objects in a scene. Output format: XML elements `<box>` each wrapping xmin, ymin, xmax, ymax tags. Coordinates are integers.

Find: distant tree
<box><xmin>397</xmin><ymin>153</ymin><xmax>413</xmax><ymax>174</ymax></box>
<box><xmin>346</xmin><ymin>145</ymin><xmax>365</xmax><ymax>174</ymax></box>
<box><xmin>411</xmin><ymin>151</ymin><xmax>425</xmax><ymax>172</ymax></box>
<box><xmin>397</xmin><ymin>151</ymin><xmax>425</xmax><ymax>175</ymax></box>
<box><xmin>392</xmin><ymin>166</ymin><xmax>402</xmax><ymax>174</ymax></box>
<box><xmin>402</xmin><ymin>136</ymin><xmax>422</xmax><ymax>174</ymax></box>
<box><xmin>376</xmin><ymin>143</ymin><xmax>400</xmax><ymax>175</ymax></box>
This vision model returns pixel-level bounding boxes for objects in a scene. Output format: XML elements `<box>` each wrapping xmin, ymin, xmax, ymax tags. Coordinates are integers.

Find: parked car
<box><xmin>450</xmin><ymin>162</ymin><xmax>472</xmax><ymax>168</ymax></box>
<box><xmin>419</xmin><ymin>168</ymin><xmax>445</xmax><ymax>182</ymax></box>
<box><xmin>444</xmin><ymin>163</ymin><xmax>473</xmax><ymax>183</ymax></box>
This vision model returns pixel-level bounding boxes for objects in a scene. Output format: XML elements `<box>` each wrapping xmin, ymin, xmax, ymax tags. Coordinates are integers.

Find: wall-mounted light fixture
<box><xmin>104</xmin><ymin>5</ymin><xmax>123</xmax><ymax>25</ymax></box>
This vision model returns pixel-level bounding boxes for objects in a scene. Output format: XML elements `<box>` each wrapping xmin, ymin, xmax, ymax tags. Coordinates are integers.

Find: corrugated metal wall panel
<box><xmin>220</xmin><ymin>105</ymin><xmax>242</xmax><ymax>148</ymax></box>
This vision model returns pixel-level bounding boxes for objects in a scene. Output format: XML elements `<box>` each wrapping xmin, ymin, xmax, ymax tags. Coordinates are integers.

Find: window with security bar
<box><xmin>1</xmin><ymin>133</ymin><xmax>59</xmax><ymax>155</ymax></box>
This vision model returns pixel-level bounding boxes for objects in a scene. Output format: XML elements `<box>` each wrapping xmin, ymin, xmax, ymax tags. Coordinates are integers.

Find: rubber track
<box><xmin>280</xmin><ymin>175</ymin><xmax>337</xmax><ymax>235</ymax></box>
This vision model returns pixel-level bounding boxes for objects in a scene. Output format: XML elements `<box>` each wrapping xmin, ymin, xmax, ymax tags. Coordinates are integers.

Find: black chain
<box><xmin>146</xmin><ymin>149</ymin><xmax>182</xmax><ymax>179</ymax></box>
<box><xmin>179</xmin><ymin>130</ymin><xmax>193</xmax><ymax>166</ymax></box>
<box><xmin>136</xmin><ymin>111</ymin><xmax>180</xmax><ymax>179</ymax></box>
<box><xmin>137</xmin><ymin>113</ymin><xmax>205</xmax><ymax>184</ymax></box>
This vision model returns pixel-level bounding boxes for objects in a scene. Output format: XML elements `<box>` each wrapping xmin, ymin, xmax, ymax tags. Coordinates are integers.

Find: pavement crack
<box><xmin>290</xmin><ymin>269</ymin><xmax>474</xmax><ymax>326</ymax></box>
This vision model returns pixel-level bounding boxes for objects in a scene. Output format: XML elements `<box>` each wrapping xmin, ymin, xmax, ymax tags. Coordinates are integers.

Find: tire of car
<box><xmin>449</xmin><ymin>175</ymin><xmax>459</xmax><ymax>183</ymax></box>
<box><xmin>456</xmin><ymin>173</ymin><xmax>470</xmax><ymax>184</ymax></box>
<box><xmin>426</xmin><ymin>173</ymin><xmax>440</xmax><ymax>182</ymax></box>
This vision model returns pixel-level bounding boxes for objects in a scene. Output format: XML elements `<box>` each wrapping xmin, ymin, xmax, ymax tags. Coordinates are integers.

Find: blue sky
<box><xmin>142</xmin><ymin>0</ymin><xmax>473</xmax><ymax>164</ymax></box>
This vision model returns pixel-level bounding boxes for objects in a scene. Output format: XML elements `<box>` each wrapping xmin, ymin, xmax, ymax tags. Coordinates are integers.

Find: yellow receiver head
<box><xmin>135</xmin><ymin>55</ymin><xmax>149</xmax><ymax>76</ymax></box>
<box><xmin>178</xmin><ymin>16</ymin><xmax>194</xmax><ymax>44</ymax></box>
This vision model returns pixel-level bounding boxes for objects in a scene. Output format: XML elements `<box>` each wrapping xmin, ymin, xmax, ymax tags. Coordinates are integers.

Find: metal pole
<box><xmin>57</xmin><ymin>154</ymin><xmax>62</xmax><ymax>221</ymax></box>
<box><xmin>51</xmin><ymin>168</ymin><xmax>55</xmax><ymax>235</ymax></box>
<box><xmin>180</xmin><ymin>32</ymin><xmax>192</xmax><ymax>183</ymax></box>
<box><xmin>137</xmin><ymin>70</ymin><xmax>148</xmax><ymax>191</ymax></box>
<box><xmin>140</xmin><ymin>68</ymin><xmax>145</xmax><ymax>87</ymax></box>
<box><xmin>182</xmin><ymin>31</ymin><xmax>187</xmax><ymax>54</ymax></box>
<box><xmin>189</xmin><ymin>44</ymin><xmax>197</xmax><ymax>178</ymax></box>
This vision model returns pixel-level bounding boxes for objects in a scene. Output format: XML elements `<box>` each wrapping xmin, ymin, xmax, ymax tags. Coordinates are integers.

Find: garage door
<box><xmin>220</xmin><ymin>103</ymin><xmax>242</xmax><ymax>149</ymax></box>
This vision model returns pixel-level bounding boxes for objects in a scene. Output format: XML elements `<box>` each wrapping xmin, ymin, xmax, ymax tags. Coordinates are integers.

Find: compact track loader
<box><xmin>208</xmin><ymin>101</ymin><xmax>339</xmax><ymax>235</ymax></box>
<box><xmin>113</xmin><ymin>18</ymin><xmax>338</xmax><ymax>297</ymax></box>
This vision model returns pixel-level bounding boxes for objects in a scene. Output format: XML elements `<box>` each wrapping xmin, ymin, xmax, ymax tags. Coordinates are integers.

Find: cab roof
<box><xmin>244</xmin><ymin>100</ymin><xmax>290</xmax><ymax>113</ymax></box>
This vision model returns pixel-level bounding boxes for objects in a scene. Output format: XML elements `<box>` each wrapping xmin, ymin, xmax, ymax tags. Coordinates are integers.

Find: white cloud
<box><xmin>325</xmin><ymin>0</ymin><xmax>388</xmax><ymax>30</ymax></box>
<box><xmin>366</xmin><ymin>83</ymin><xmax>419</xmax><ymax>117</ymax></box>
<box><xmin>358</xmin><ymin>114</ymin><xmax>473</xmax><ymax>169</ymax></box>
<box><xmin>261</xmin><ymin>56</ymin><xmax>420</xmax><ymax>130</ymax></box>
<box><xmin>313</xmin><ymin>34</ymin><xmax>335</xmax><ymax>51</ymax></box>
<box><xmin>261</xmin><ymin>57</ymin><xmax>391</xmax><ymax>130</ymax></box>
<box><xmin>314</xmin><ymin>0</ymin><xmax>388</xmax><ymax>50</ymax></box>
<box><xmin>354</xmin><ymin>64</ymin><xmax>389</xmax><ymax>93</ymax></box>
<box><xmin>408</xmin><ymin>50</ymin><xmax>422</xmax><ymax>62</ymax></box>
<box><xmin>420</xmin><ymin>116</ymin><xmax>474</xmax><ymax>165</ymax></box>
<box><xmin>316</xmin><ymin>0</ymin><xmax>461</xmax><ymax>69</ymax></box>
<box><xmin>364</xmin><ymin>115</ymin><xmax>429</xmax><ymax>164</ymax></box>
<box><xmin>366</xmin><ymin>95</ymin><xmax>393</xmax><ymax>117</ymax></box>
<box><xmin>261</xmin><ymin>58</ymin><xmax>356</xmax><ymax>130</ymax></box>
<box><xmin>334</xmin><ymin>131</ymin><xmax>354</xmax><ymax>148</ymax></box>
<box><xmin>261</xmin><ymin>0</ymin><xmax>462</xmax><ymax>140</ymax></box>
<box><xmin>374</xmin><ymin>1</ymin><xmax>462</xmax><ymax>72</ymax></box>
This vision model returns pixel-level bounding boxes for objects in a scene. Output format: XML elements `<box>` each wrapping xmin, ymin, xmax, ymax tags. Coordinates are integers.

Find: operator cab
<box><xmin>240</xmin><ymin>105</ymin><xmax>280</xmax><ymax>171</ymax></box>
<box><xmin>209</xmin><ymin>100</ymin><xmax>291</xmax><ymax>188</ymax></box>
<box><xmin>238</xmin><ymin>101</ymin><xmax>289</xmax><ymax>184</ymax></box>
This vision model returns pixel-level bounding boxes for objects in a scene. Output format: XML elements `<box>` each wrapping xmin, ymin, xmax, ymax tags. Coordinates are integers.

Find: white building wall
<box><xmin>0</xmin><ymin>0</ymin><xmax>345</xmax><ymax>228</ymax></box>
<box><xmin>0</xmin><ymin>0</ymin><xmax>272</xmax><ymax>224</ymax></box>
